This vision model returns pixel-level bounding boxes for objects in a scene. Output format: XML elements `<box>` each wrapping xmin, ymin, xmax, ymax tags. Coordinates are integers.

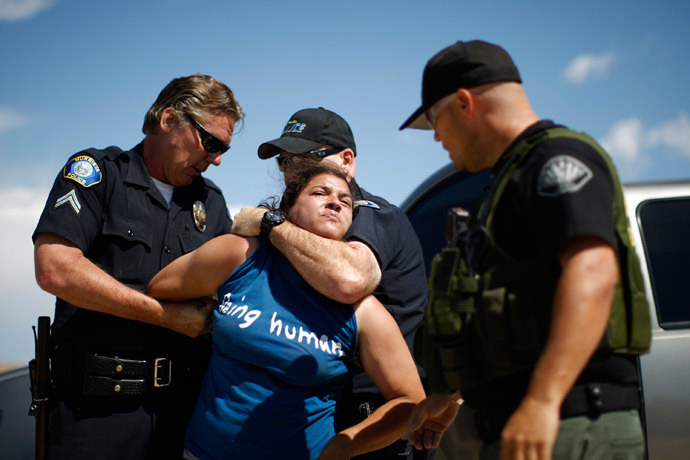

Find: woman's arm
<box><xmin>319</xmin><ymin>296</ymin><xmax>426</xmax><ymax>459</ymax></box>
<box><xmin>147</xmin><ymin>234</ymin><xmax>258</xmax><ymax>300</ymax></box>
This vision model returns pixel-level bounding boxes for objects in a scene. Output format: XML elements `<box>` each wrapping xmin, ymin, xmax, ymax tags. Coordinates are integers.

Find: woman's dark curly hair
<box><xmin>259</xmin><ymin>156</ymin><xmax>356</xmax><ymax>219</ymax></box>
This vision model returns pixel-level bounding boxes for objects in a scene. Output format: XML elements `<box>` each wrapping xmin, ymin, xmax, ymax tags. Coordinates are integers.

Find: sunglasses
<box><xmin>425</xmin><ymin>93</ymin><xmax>456</xmax><ymax>129</ymax></box>
<box><xmin>186</xmin><ymin>114</ymin><xmax>230</xmax><ymax>154</ymax></box>
<box><xmin>275</xmin><ymin>148</ymin><xmax>342</xmax><ymax>170</ymax></box>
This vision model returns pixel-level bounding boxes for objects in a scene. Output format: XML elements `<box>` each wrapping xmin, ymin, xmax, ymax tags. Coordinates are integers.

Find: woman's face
<box><xmin>289</xmin><ymin>173</ymin><xmax>353</xmax><ymax>240</ymax></box>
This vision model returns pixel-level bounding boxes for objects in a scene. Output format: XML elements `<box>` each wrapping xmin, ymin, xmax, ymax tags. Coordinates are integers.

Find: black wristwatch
<box><xmin>260</xmin><ymin>209</ymin><xmax>286</xmax><ymax>239</ymax></box>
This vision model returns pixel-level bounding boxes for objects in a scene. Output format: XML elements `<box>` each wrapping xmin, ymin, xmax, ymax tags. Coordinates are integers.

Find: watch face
<box><xmin>261</xmin><ymin>208</ymin><xmax>285</xmax><ymax>238</ymax></box>
<box><xmin>266</xmin><ymin>209</ymin><xmax>284</xmax><ymax>223</ymax></box>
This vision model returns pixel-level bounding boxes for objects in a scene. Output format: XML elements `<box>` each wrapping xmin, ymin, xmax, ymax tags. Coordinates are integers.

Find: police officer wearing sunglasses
<box><xmin>33</xmin><ymin>74</ymin><xmax>242</xmax><ymax>460</ymax></box>
<box><xmin>231</xmin><ymin>107</ymin><xmax>429</xmax><ymax>459</ymax></box>
<box><xmin>401</xmin><ymin>41</ymin><xmax>650</xmax><ymax>460</ymax></box>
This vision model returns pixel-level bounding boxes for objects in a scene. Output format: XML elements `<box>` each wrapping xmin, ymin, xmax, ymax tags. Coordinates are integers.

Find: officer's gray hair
<box><xmin>142</xmin><ymin>74</ymin><xmax>243</xmax><ymax>135</ymax></box>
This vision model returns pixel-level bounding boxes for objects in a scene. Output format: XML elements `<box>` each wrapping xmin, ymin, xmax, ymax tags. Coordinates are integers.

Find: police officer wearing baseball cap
<box><xmin>401</xmin><ymin>40</ymin><xmax>650</xmax><ymax>460</ymax></box>
<box><xmin>232</xmin><ymin>107</ymin><xmax>430</xmax><ymax>459</ymax></box>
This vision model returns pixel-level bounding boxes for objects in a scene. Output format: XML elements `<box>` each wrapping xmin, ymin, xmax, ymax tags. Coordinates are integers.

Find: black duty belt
<box><xmin>82</xmin><ymin>354</ymin><xmax>172</xmax><ymax>397</ymax></box>
<box><xmin>473</xmin><ymin>382</ymin><xmax>640</xmax><ymax>442</ymax></box>
<box><xmin>560</xmin><ymin>383</ymin><xmax>640</xmax><ymax>418</ymax></box>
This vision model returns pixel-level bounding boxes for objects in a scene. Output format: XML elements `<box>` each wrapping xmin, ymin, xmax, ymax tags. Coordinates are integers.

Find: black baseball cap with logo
<box><xmin>400</xmin><ymin>40</ymin><xmax>522</xmax><ymax>130</ymax></box>
<box><xmin>258</xmin><ymin>107</ymin><xmax>357</xmax><ymax>159</ymax></box>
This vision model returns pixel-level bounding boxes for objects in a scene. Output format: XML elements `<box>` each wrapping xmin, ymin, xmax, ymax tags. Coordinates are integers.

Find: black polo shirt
<box><xmin>33</xmin><ymin>143</ymin><xmax>232</xmax><ymax>357</ymax></box>
<box><xmin>464</xmin><ymin>121</ymin><xmax>639</xmax><ymax>410</ymax></box>
<box><xmin>344</xmin><ymin>181</ymin><xmax>428</xmax><ymax>393</ymax></box>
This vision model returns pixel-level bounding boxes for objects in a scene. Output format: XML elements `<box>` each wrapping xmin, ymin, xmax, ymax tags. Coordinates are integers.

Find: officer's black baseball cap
<box><xmin>258</xmin><ymin>107</ymin><xmax>356</xmax><ymax>159</ymax></box>
<box><xmin>399</xmin><ymin>40</ymin><xmax>522</xmax><ymax>130</ymax></box>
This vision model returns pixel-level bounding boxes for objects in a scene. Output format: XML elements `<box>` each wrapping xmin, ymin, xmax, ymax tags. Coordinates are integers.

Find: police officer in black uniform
<box><xmin>33</xmin><ymin>74</ymin><xmax>242</xmax><ymax>460</ymax></box>
<box><xmin>231</xmin><ymin>107</ymin><xmax>429</xmax><ymax>459</ymax></box>
<box><xmin>400</xmin><ymin>41</ymin><xmax>650</xmax><ymax>460</ymax></box>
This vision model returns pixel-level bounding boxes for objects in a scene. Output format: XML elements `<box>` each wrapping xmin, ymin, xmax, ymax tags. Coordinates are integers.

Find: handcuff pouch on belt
<box><xmin>81</xmin><ymin>353</ymin><xmax>172</xmax><ymax>397</ymax></box>
<box><xmin>416</xmin><ymin>127</ymin><xmax>652</xmax><ymax>396</ymax></box>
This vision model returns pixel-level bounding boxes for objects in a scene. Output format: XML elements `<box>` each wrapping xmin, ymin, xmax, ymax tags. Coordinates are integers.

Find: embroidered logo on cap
<box><xmin>63</xmin><ymin>155</ymin><xmax>102</xmax><ymax>188</ymax></box>
<box><xmin>283</xmin><ymin>119</ymin><xmax>306</xmax><ymax>134</ymax></box>
<box><xmin>537</xmin><ymin>155</ymin><xmax>593</xmax><ymax>197</ymax></box>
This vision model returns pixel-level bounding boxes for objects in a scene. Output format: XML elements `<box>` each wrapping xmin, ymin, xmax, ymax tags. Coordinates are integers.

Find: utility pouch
<box><xmin>477</xmin><ymin>287</ymin><xmax>512</xmax><ymax>369</ymax></box>
<box><xmin>418</xmin><ymin>208</ymin><xmax>478</xmax><ymax>393</ymax></box>
<box><xmin>606</xmin><ymin>246</ymin><xmax>651</xmax><ymax>353</ymax></box>
<box><xmin>427</xmin><ymin>248</ymin><xmax>477</xmax><ymax>337</ymax></box>
<box><xmin>467</xmin><ymin>286</ymin><xmax>542</xmax><ymax>388</ymax></box>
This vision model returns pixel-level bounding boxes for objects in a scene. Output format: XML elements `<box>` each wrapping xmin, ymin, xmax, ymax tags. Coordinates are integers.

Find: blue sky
<box><xmin>1</xmin><ymin>0</ymin><xmax>689</xmax><ymax>365</ymax></box>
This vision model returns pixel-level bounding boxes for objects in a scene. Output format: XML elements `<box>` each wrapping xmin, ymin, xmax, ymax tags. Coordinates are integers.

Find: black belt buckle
<box><xmin>153</xmin><ymin>358</ymin><xmax>171</xmax><ymax>387</ymax></box>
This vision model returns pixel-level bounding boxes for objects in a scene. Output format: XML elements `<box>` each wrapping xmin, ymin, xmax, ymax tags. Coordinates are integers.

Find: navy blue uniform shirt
<box><xmin>33</xmin><ymin>143</ymin><xmax>232</xmax><ymax>356</ymax></box>
<box><xmin>344</xmin><ymin>181</ymin><xmax>428</xmax><ymax>393</ymax></box>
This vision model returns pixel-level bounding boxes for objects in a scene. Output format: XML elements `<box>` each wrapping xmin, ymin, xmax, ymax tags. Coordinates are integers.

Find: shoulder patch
<box><xmin>63</xmin><ymin>155</ymin><xmax>102</xmax><ymax>188</ymax></box>
<box><xmin>537</xmin><ymin>155</ymin><xmax>593</xmax><ymax>197</ymax></box>
<box><xmin>354</xmin><ymin>199</ymin><xmax>380</xmax><ymax>210</ymax></box>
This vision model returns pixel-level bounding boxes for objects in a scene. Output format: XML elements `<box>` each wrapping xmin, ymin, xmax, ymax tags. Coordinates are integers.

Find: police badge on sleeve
<box><xmin>63</xmin><ymin>156</ymin><xmax>102</xmax><ymax>188</ymax></box>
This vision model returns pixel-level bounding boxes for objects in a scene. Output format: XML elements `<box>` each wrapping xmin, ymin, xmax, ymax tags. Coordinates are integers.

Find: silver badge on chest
<box><xmin>193</xmin><ymin>200</ymin><xmax>207</xmax><ymax>232</ymax></box>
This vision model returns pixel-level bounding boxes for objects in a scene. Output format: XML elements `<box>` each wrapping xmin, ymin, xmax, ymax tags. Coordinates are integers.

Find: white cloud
<box><xmin>601</xmin><ymin>117</ymin><xmax>644</xmax><ymax>162</ymax></box>
<box><xmin>0</xmin><ymin>187</ymin><xmax>54</xmax><ymax>366</ymax></box>
<box><xmin>563</xmin><ymin>52</ymin><xmax>614</xmax><ymax>84</ymax></box>
<box><xmin>600</xmin><ymin>112</ymin><xmax>690</xmax><ymax>179</ymax></box>
<box><xmin>0</xmin><ymin>108</ymin><xmax>29</xmax><ymax>133</ymax></box>
<box><xmin>0</xmin><ymin>0</ymin><xmax>55</xmax><ymax>21</ymax></box>
<box><xmin>600</xmin><ymin>117</ymin><xmax>651</xmax><ymax>179</ymax></box>
<box><xmin>646</xmin><ymin>112</ymin><xmax>690</xmax><ymax>158</ymax></box>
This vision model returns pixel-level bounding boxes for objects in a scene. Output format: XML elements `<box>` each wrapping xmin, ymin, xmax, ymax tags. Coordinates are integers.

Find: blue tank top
<box><xmin>184</xmin><ymin>240</ymin><xmax>359</xmax><ymax>460</ymax></box>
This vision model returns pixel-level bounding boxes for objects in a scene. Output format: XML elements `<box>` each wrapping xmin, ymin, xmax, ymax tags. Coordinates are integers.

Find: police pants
<box><xmin>479</xmin><ymin>410</ymin><xmax>644</xmax><ymax>460</ymax></box>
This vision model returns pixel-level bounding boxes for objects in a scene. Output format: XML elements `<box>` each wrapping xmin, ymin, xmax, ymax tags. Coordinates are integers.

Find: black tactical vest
<box><xmin>417</xmin><ymin>127</ymin><xmax>652</xmax><ymax>395</ymax></box>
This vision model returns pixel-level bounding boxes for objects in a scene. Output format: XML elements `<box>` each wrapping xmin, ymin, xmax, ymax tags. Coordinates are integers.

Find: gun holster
<box><xmin>29</xmin><ymin>316</ymin><xmax>51</xmax><ymax>460</ymax></box>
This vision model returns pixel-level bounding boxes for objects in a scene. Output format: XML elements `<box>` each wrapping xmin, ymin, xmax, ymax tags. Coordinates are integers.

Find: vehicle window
<box><xmin>638</xmin><ymin>198</ymin><xmax>690</xmax><ymax>329</ymax></box>
<box><xmin>404</xmin><ymin>169</ymin><xmax>491</xmax><ymax>274</ymax></box>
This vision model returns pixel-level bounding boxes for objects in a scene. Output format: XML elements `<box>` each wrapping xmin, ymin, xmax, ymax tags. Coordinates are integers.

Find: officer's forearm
<box><xmin>523</xmin><ymin>238</ymin><xmax>618</xmax><ymax>407</ymax></box>
<box><xmin>270</xmin><ymin>221</ymin><xmax>381</xmax><ymax>304</ymax></box>
<box><xmin>34</xmin><ymin>233</ymin><xmax>185</xmax><ymax>331</ymax></box>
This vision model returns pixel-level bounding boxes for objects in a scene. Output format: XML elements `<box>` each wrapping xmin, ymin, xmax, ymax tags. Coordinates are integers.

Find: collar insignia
<box><xmin>354</xmin><ymin>199</ymin><xmax>380</xmax><ymax>210</ymax></box>
<box><xmin>193</xmin><ymin>200</ymin><xmax>207</xmax><ymax>232</ymax></box>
